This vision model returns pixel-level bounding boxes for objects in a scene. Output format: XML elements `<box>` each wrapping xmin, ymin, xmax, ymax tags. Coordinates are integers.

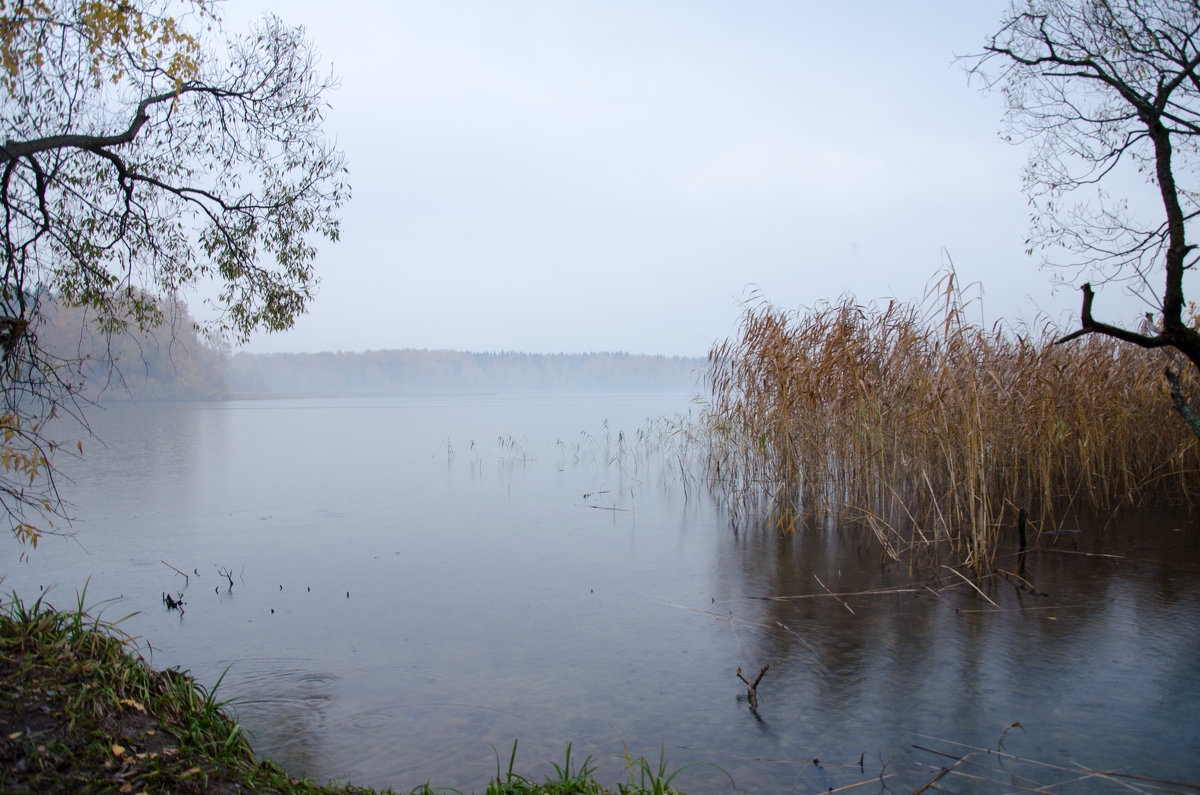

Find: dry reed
<box><xmin>700</xmin><ymin>271</ymin><xmax>1200</xmax><ymax>569</ymax></box>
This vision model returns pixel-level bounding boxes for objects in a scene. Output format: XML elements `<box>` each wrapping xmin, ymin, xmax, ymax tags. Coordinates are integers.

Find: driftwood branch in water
<box><xmin>736</xmin><ymin>664</ymin><xmax>771</xmax><ymax>710</ymax></box>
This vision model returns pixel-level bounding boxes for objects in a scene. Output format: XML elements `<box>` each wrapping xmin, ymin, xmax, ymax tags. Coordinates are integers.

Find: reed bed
<box><xmin>700</xmin><ymin>273</ymin><xmax>1200</xmax><ymax>569</ymax></box>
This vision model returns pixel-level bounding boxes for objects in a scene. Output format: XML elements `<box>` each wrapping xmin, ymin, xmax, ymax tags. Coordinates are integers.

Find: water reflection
<box><xmin>0</xmin><ymin>397</ymin><xmax>1197</xmax><ymax>793</ymax></box>
<box><xmin>708</xmin><ymin>509</ymin><xmax>1200</xmax><ymax>790</ymax></box>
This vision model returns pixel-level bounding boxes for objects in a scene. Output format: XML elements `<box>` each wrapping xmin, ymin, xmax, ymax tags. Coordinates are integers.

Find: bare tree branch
<box><xmin>969</xmin><ymin>1</ymin><xmax>1200</xmax><ymax>437</ymax></box>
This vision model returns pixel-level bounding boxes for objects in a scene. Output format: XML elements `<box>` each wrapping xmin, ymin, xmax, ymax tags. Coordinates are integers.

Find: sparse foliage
<box><xmin>967</xmin><ymin>0</ymin><xmax>1200</xmax><ymax>436</ymax></box>
<box><xmin>0</xmin><ymin>0</ymin><xmax>348</xmax><ymax>543</ymax></box>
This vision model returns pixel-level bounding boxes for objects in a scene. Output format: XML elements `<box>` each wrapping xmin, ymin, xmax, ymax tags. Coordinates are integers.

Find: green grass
<box><xmin>482</xmin><ymin>740</ymin><xmax>696</xmax><ymax>795</ymax></box>
<box><xmin>0</xmin><ymin>589</ymin><xmax>691</xmax><ymax>794</ymax></box>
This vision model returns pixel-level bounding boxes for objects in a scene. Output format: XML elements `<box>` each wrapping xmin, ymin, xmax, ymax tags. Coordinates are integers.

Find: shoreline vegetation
<box><xmin>0</xmin><ymin>591</ymin><xmax>691</xmax><ymax>794</ymax></box>
<box><xmin>695</xmin><ymin>271</ymin><xmax>1200</xmax><ymax>570</ymax></box>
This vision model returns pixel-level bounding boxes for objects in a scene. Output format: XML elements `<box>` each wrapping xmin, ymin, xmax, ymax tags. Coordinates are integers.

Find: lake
<box><xmin>1</xmin><ymin>393</ymin><xmax>1198</xmax><ymax>793</ymax></box>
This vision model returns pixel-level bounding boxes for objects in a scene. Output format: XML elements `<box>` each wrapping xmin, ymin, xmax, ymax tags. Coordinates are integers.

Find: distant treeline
<box><xmin>230</xmin><ymin>349</ymin><xmax>705</xmax><ymax>395</ymax></box>
<box><xmin>31</xmin><ymin>295</ymin><xmax>703</xmax><ymax>399</ymax></box>
<box><xmin>36</xmin><ymin>292</ymin><xmax>230</xmax><ymax>402</ymax></box>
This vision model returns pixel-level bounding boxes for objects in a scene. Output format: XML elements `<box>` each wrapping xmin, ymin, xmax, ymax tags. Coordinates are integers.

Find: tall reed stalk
<box><xmin>701</xmin><ymin>272</ymin><xmax>1200</xmax><ymax>569</ymax></box>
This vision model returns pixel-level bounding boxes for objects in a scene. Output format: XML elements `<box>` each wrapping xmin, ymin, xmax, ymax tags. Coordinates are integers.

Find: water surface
<box><xmin>1</xmin><ymin>394</ymin><xmax>1197</xmax><ymax>793</ymax></box>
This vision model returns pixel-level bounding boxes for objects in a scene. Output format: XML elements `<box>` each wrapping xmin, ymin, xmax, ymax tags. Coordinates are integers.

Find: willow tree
<box><xmin>0</xmin><ymin>0</ymin><xmax>348</xmax><ymax>544</ymax></box>
<box><xmin>970</xmin><ymin>0</ymin><xmax>1200</xmax><ymax>437</ymax></box>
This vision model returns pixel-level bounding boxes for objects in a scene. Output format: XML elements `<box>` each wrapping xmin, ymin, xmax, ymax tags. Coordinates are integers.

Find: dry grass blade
<box><xmin>755</xmin><ymin>586</ymin><xmax>924</xmax><ymax>601</ymax></box>
<box><xmin>813</xmin><ymin>574</ymin><xmax>855</xmax><ymax>614</ymax></box>
<box><xmin>914</xmin><ymin>734</ymin><xmax>1200</xmax><ymax>792</ymax></box>
<box><xmin>941</xmin><ymin>565</ymin><xmax>1000</xmax><ymax>608</ymax></box>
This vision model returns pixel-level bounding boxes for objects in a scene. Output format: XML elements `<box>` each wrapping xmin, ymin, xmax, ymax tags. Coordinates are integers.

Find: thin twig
<box><xmin>161</xmin><ymin>560</ymin><xmax>189</xmax><ymax>587</ymax></box>
<box><xmin>913</xmin><ymin>755</ymin><xmax>968</xmax><ymax>794</ymax></box>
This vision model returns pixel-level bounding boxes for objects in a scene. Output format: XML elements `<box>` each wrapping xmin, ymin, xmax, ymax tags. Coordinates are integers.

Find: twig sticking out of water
<box><xmin>997</xmin><ymin>721</ymin><xmax>1024</xmax><ymax>752</ymax></box>
<box><xmin>217</xmin><ymin>567</ymin><xmax>234</xmax><ymax>591</ymax></box>
<box><xmin>162</xmin><ymin>592</ymin><xmax>185</xmax><ymax>615</ymax></box>
<box><xmin>161</xmin><ymin>560</ymin><xmax>189</xmax><ymax>587</ymax></box>
<box><xmin>736</xmin><ymin>664</ymin><xmax>771</xmax><ymax>711</ymax></box>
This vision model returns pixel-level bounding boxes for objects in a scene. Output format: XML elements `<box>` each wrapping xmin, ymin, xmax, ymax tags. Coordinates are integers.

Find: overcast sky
<box><xmin>222</xmin><ymin>1</ymin><xmax>1150</xmax><ymax>357</ymax></box>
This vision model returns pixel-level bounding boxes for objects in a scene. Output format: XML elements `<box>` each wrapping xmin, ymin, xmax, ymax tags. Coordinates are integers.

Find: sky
<box><xmin>220</xmin><ymin>0</ymin><xmax>1151</xmax><ymax>357</ymax></box>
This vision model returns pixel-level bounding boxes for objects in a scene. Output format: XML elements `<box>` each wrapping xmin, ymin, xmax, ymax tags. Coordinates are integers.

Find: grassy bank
<box><xmin>700</xmin><ymin>271</ymin><xmax>1200</xmax><ymax>569</ymax></box>
<box><xmin>0</xmin><ymin>591</ymin><xmax>688</xmax><ymax>794</ymax></box>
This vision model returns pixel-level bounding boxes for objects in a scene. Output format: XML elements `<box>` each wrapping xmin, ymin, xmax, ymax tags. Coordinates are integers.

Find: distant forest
<box><xmin>36</xmin><ymin>291</ymin><xmax>230</xmax><ymax>402</ymax></box>
<box><xmin>33</xmin><ymin>296</ymin><xmax>703</xmax><ymax>400</ymax></box>
<box><xmin>229</xmin><ymin>349</ymin><xmax>704</xmax><ymax>395</ymax></box>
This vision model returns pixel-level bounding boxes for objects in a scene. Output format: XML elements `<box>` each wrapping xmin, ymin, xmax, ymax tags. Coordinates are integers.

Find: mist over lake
<box><xmin>2</xmin><ymin>392</ymin><xmax>1197</xmax><ymax>793</ymax></box>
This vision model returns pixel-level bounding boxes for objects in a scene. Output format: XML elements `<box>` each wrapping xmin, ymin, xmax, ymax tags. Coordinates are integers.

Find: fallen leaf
<box><xmin>111</xmin><ymin>744</ymin><xmax>125</xmax><ymax>757</ymax></box>
<box><xmin>7</xmin><ymin>731</ymin><xmax>20</xmax><ymax>740</ymax></box>
<box><xmin>181</xmin><ymin>766</ymin><xmax>202</xmax><ymax>777</ymax></box>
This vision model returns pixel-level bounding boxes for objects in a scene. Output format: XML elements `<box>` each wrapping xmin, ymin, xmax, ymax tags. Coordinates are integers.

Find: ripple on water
<box><xmin>216</xmin><ymin>658</ymin><xmax>338</xmax><ymax>710</ymax></box>
<box><xmin>347</xmin><ymin>711</ymin><xmax>391</xmax><ymax>730</ymax></box>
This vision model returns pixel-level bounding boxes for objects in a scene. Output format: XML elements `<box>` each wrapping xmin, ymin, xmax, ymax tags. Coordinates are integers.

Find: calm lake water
<box><xmin>1</xmin><ymin>393</ymin><xmax>1198</xmax><ymax>793</ymax></box>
